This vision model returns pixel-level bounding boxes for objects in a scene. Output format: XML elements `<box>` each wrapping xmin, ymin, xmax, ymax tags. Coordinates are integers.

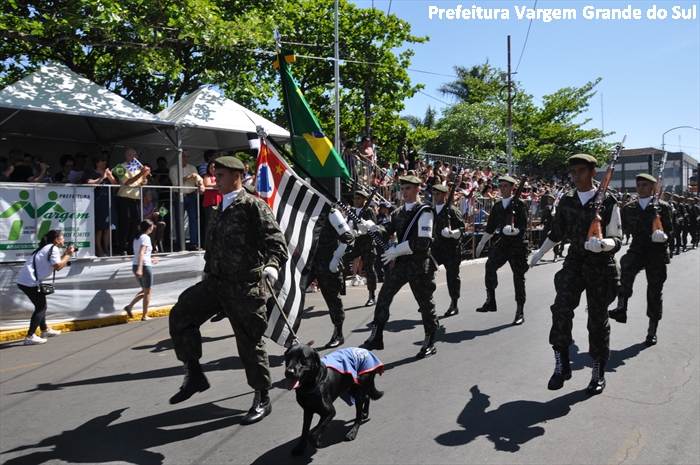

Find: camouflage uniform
<box><xmin>667</xmin><ymin>198</ymin><xmax>678</xmax><ymax>254</ymax></box>
<box><xmin>548</xmin><ymin>190</ymin><xmax>621</xmax><ymax>361</ymax></box>
<box><xmin>432</xmin><ymin>202</ymin><xmax>466</xmax><ymax>302</ymax></box>
<box><xmin>673</xmin><ymin>199</ymin><xmax>686</xmax><ymax>252</ymax></box>
<box><xmin>169</xmin><ymin>190</ymin><xmax>288</xmax><ymax>391</ymax></box>
<box><xmin>307</xmin><ymin>209</ymin><xmax>354</xmax><ymax>327</ymax></box>
<box><xmin>689</xmin><ymin>201</ymin><xmax>700</xmax><ymax>248</ymax></box>
<box><xmin>618</xmin><ymin>199</ymin><xmax>673</xmax><ymax>320</ymax></box>
<box><xmin>483</xmin><ymin>197</ymin><xmax>529</xmax><ymax>305</ymax></box>
<box><xmin>374</xmin><ymin>202</ymin><xmax>439</xmax><ymax>334</ymax></box>
<box><xmin>346</xmin><ymin>206</ymin><xmax>378</xmax><ymax>292</ymax></box>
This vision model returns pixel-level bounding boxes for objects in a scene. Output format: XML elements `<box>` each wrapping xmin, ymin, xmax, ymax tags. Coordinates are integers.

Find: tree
<box><xmin>438</xmin><ymin>61</ymin><xmax>505</xmax><ymax>105</ymax></box>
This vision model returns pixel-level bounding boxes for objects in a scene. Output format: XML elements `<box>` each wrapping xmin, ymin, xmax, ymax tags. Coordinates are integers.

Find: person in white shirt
<box><xmin>125</xmin><ymin>220</ymin><xmax>159</xmax><ymax>320</ymax></box>
<box><xmin>16</xmin><ymin>230</ymin><xmax>75</xmax><ymax>345</ymax></box>
<box><xmin>169</xmin><ymin>151</ymin><xmax>205</xmax><ymax>251</ymax></box>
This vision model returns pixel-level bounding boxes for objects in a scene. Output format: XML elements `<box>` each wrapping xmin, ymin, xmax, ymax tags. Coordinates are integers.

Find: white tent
<box><xmin>0</xmin><ymin>63</ymin><xmax>174</xmax><ymax>154</ymax></box>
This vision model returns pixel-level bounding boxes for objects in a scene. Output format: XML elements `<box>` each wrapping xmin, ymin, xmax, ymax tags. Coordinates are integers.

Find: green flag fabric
<box><xmin>277</xmin><ymin>50</ymin><xmax>350</xmax><ymax>181</ymax></box>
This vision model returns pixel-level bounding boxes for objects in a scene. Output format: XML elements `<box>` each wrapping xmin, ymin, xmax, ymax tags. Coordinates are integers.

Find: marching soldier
<box><xmin>679</xmin><ymin>196</ymin><xmax>690</xmax><ymax>251</ymax></box>
<box><xmin>672</xmin><ymin>194</ymin><xmax>685</xmax><ymax>254</ymax></box>
<box><xmin>346</xmin><ymin>190</ymin><xmax>378</xmax><ymax>306</ymax></box>
<box><xmin>474</xmin><ymin>176</ymin><xmax>529</xmax><ymax>326</ymax></box>
<box><xmin>432</xmin><ymin>184</ymin><xmax>466</xmax><ymax>317</ymax></box>
<box><xmin>362</xmin><ymin>176</ymin><xmax>440</xmax><ymax>359</ymax></box>
<box><xmin>608</xmin><ymin>174</ymin><xmax>672</xmax><ymax>346</ymax></box>
<box><xmin>168</xmin><ymin>156</ymin><xmax>288</xmax><ymax>425</ymax></box>
<box><xmin>308</xmin><ymin>208</ymin><xmax>355</xmax><ymax>348</ymax></box>
<box><xmin>689</xmin><ymin>197</ymin><xmax>700</xmax><ymax>249</ymax></box>
<box><xmin>530</xmin><ymin>154</ymin><xmax>622</xmax><ymax>396</ymax></box>
<box><xmin>662</xmin><ymin>192</ymin><xmax>677</xmax><ymax>257</ymax></box>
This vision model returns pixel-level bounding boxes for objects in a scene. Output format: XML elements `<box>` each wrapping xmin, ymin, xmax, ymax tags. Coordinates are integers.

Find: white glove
<box><xmin>262</xmin><ymin>266</ymin><xmax>279</xmax><ymax>284</ymax></box>
<box><xmin>475</xmin><ymin>233</ymin><xmax>493</xmax><ymax>258</ymax></box>
<box><xmin>530</xmin><ymin>238</ymin><xmax>559</xmax><ymax>267</ymax></box>
<box><xmin>651</xmin><ymin>230</ymin><xmax>668</xmax><ymax>243</ymax></box>
<box><xmin>328</xmin><ymin>243</ymin><xmax>347</xmax><ymax>273</ymax></box>
<box><xmin>441</xmin><ymin>227</ymin><xmax>461</xmax><ymax>239</ymax></box>
<box><xmin>352</xmin><ymin>229</ymin><xmax>362</xmax><ymax>237</ymax></box>
<box><xmin>502</xmin><ymin>225</ymin><xmax>520</xmax><ymax>236</ymax></box>
<box><xmin>381</xmin><ymin>241</ymin><xmax>412</xmax><ymax>265</ymax></box>
<box><xmin>584</xmin><ymin>237</ymin><xmax>615</xmax><ymax>253</ymax></box>
<box><xmin>358</xmin><ymin>220</ymin><xmax>377</xmax><ymax>235</ymax></box>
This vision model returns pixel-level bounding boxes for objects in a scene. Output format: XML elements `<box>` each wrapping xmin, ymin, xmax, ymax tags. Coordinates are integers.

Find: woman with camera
<box><xmin>16</xmin><ymin>230</ymin><xmax>75</xmax><ymax>345</ymax></box>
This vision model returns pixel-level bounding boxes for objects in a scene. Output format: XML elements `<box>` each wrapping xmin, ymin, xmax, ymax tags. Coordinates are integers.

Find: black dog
<box><xmin>284</xmin><ymin>342</ymin><xmax>384</xmax><ymax>456</ymax></box>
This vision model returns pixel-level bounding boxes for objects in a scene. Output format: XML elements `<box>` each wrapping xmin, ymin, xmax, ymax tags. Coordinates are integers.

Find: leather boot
<box><xmin>586</xmin><ymin>360</ymin><xmax>606</xmax><ymax>395</ymax></box>
<box><xmin>416</xmin><ymin>331</ymin><xmax>437</xmax><ymax>359</ymax></box>
<box><xmin>241</xmin><ymin>389</ymin><xmax>272</xmax><ymax>425</ymax></box>
<box><xmin>444</xmin><ymin>300</ymin><xmax>459</xmax><ymax>318</ymax></box>
<box><xmin>210</xmin><ymin>311</ymin><xmax>226</xmax><ymax>323</ymax></box>
<box><xmin>645</xmin><ymin>319</ymin><xmax>659</xmax><ymax>346</ymax></box>
<box><xmin>365</xmin><ymin>292</ymin><xmax>376</xmax><ymax>307</ymax></box>
<box><xmin>326</xmin><ymin>325</ymin><xmax>344</xmax><ymax>349</ymax></box>
<box><xmin>476</xmin><ymin>289</ymin><xmax>497</xmax><ymax>313</ymax></box>
<box><xmin>608</xmin><ymin>297</ymin><xmax>628</xmax><ymax>324</ymax></box>
<box><xmin>169</xmin><ymin>361</ymin><xmax>210</xmax><ymax>404</ymax></box>
<box><xmin>512</xmin><ymin>303</ymin><xmax>524</xmax><ymax>325</ymax></box>
<box><xmin>362</xmin><ymin>322</ymin><xmax>384</xmax><ymax>351</ymax></box>
<box><xmin>547</xmin><ymin>347</ymin><xmax>572</xmax><ymax>390</ymax></box>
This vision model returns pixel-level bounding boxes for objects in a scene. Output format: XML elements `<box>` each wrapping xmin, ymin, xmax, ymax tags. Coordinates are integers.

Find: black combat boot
<box><xmin>476</xmin><ymin>289</ymin><xmax>497</xmax><ymax>313</ymax></box>
<box><xmin>444</xmin><ymin>299</ymin><xmax>459</xmax><ymax>318</ymax></box>
<box><xmin>645</xmin><ymin>319</ymin><xmax>659</xmax><ymax>346</ymax></box>
<box><xmin>241</xmin><ymin>389</ymin><xmax>272</xmax><ymax>425</ymax></box>
<box><xmin>416</xmin><ymin>331</ymin><xmax>437</xmax><ymax>359</ymax></box>
<box><xmin>210</xmin><ymin>311</ymin><xmax>226</xmax><ymax>323</ymax></box>
<box><xmin>608</xmin><ymin>296</ymin><xmax>628</xmax><ymax>324</ymax></box>
<box><xmin>547</xmin><ymin>347</ymin><xmax>572</xmax><ymax>390</ymax></box>
<box><xmin>365</xmin><ymin>292</ymin><xmax>376</xmax><ymax>307</ymax></box>
<box><xmin>512</xmin><ymin>303</ymin><xmax>524</xmax><ymax>326</ymax></box>
<box><xmin>585</xmin><ymin>360</ymin><xmax>606</xmax><ymax>395</ymax></box>
<box><xmin>362</xmin><ymin>322</ymin><xmax>384</xmax><ymax>350</ymax></box>
<box><xmin>169</xmin><ymin>360</ymin><xmax>210</xmax><ymax>404</ymax></box>
<box><xmin>326</xmin><ymin>325</ymin><xmax>344</xmax><ymax>349</ymax></box>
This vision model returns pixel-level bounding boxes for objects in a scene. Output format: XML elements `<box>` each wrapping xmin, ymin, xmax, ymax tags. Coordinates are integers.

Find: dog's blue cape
<box><xmin>321</xmin><ymin>348</ymin><xmax>384</xmax><ymax>405</ymax></box>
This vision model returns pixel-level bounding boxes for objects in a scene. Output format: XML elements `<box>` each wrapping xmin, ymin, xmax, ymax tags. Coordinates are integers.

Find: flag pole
<box><xmin>265</xmin><ymin>277</ymin><xmax>298</xmax><ymax>342</ymax></box>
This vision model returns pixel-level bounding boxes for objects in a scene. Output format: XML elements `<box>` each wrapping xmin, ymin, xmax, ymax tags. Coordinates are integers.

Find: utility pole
<box><xmin>507</xmin><ymin>35</ymin><xmax>513</xmax><ymax>175</ymax></box>
<box><xmin>334</xmin><ymin>0</ymin><xmax>341</xmax><ymax>198</ymax></box>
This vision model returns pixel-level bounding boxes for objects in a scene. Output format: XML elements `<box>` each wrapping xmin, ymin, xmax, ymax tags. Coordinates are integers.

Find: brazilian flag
<box><xmin>276</xmin><ymin>49</ymin><xmax>350</xmax><ymax>181</ymax></box>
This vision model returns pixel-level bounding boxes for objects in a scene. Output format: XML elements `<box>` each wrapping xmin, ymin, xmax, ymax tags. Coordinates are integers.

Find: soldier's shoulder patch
<box><xmin>421</xmin><ymin>226</ymin><xmax>431</xmax><ymax>231</ymax></box>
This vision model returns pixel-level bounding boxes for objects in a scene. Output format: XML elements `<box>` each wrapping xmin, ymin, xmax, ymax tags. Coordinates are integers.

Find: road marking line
<box><xmin>0</xmin><ymin>362</ymin><xmax>42</xmax><ymax>373</ymax></box>
<box><xmin>608</xmin><ymin>427</ymin><xmax>651</xmax><ymax>465</ymax></box>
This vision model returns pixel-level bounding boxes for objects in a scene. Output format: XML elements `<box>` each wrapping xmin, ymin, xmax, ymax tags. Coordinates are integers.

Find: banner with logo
<box><xmin>0</xmin><ymin>186</ymin><xmax>95</xmax><ymax>262</ymax></box>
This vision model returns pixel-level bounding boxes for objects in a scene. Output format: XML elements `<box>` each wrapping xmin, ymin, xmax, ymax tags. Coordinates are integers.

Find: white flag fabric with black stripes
<box><xmin>255</xmin><ymin>138</ymin><xmax>330</xmax><ymax>347</ymax></box>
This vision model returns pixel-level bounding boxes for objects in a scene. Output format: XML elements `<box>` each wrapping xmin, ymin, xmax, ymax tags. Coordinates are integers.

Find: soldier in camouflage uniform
<box><xmin>362</xmin><ymin>176</ymin><xmax>440</xmax><ymax>359</ymax></box>
<box><xmin>530</xmin><ymin>154</ymin><xmax>622</xmax><ymax>396</ymax></box>
<box><xmin>662</xmin><ymin>192</ymin><xmax>677</xmax><ymax>257</ymax></box>
<box><xmin>608</xmin><ymin>174</ymin><xmax>672</xmax><ymax>346</ymax></box>
<box><xmin>168</xmin><ymin>156</ymin><xmax>288</xmax><ymax>426</ymax></box>
<box><xmin>679</xmin><ymin>196</ymin><xmax>690</xmax><ymax>251</ymax></box>
<box><xmin>672</xmin><ymin>194</ymin><xmax>686</xmax><ymax>254</ymax></box>
<box><xmin>689</xmin><ymin>197</ymin><xmax>699</xmax><ymax>249</ymax></box>
<box><xmin>345</xmin><ymin>190</ymin><xmax>378</xmax><ymax>306</ymax></box>
<box><xmin>474</xmin><ymin>176</ymin><xmax>529</xmax><ymax>326</ymax></box>
<box><xmin>432</xmin><ymin>184</ymin><xmax>466</xmax><ymax>317</ymax></box>
<box><xmin>307</xmin><ymin>208</ymin><xmax>354</xmax><ymax>348</ymax></box>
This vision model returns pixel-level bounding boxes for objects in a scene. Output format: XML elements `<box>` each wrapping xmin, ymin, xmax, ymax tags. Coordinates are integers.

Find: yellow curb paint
<box><xmin>0</xmin><ymin>362</ymin><xmax>42</xmax><ymax>373</ymax></box>
<box><xmin>608</xmin><ymin>427</ymin><xmax>650</xmax><ymax>465</ymax></box>
<box><xmin>0</xmin><ymin>306</ymin><xmax>173</xmax><ymax>343</ymax></box>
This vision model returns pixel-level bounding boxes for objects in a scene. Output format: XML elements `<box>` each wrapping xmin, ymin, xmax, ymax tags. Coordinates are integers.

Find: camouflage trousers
<box><xmin>484</xmin><ymin>246</ymin><xmax>528</xmax><ymax>305</ymax></box>
<box><xmin>308</xmin><ymin>260</ymin><xmax>345</xmax><ymax>327</ymax></box>
<box><xmin>619</xmin><ymin>250</ymin><xmax>667</xmax><ymax>321</ymax></box>
<box><xmin>549</xmin><ymin>259</ymin><xmax>620</xmax><ymax>361</ymax></box>
<box><xmin>674</xmin><ymin>223</ymin><xmax>685</xmax><ymax>248</ymax></box>
<box><xmin>345</xmin><ymin>243</ymin><xmax>377</xmax><ymax>292</ymax></box>
<box><xmin>374</xmin><ymin>260</ymin><xmax>439</xmax><ymax>334</ymax></box>
<box><xmin>433</xmin><ymin>249</ymin><xmax>462</xmax><ymax>302</ymax></box>
<box><xmin>169</xmin><ymin>275</ymin><xmax>271</xmax><ymax>391</ymax></box>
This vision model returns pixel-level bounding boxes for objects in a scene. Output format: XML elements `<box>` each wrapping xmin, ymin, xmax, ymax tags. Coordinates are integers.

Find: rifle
<box><xmin>440</xmin><ymin>167</ymin><xmax>463</xmax><ymax>229</ymax></box>
<box><xmin>587</xmin><ymin>136</ymin><xmax>626</xmax><ymax>240</ymax></box>
<box><xmin>358</xmin><ymin>184</ymin><xmax>380</xmax><ymax>221</ymax></box>
<box><xmin>651</xmin><ymin>151</ymin><xmax>668</xmax><ymax>234</ymax></box>
<box><xmin>505</xmin><ymin>175</ymin><xmax>529</xmax><ymax>229</ymax></box>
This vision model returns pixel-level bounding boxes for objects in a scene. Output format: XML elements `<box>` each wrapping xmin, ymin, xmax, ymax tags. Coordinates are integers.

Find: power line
<box><xmin>514</xmin><ymin>0</ymin><xmax>537</xmax><ymax>73</ymax></box>
<box><xmin>418</xmin><ymin>90</ymin><xmax>450</xmax><ymax>105</ymax></box>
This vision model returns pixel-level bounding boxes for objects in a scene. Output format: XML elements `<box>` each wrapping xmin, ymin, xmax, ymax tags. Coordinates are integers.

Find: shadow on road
<box><xmin>569</xmin><ymin>341</ymin><xmax>649</xmax><ymax>373</ymax></box>
<box><xmin>130</xmin><ymin>333</ymin><xmax>234</xmax><ymax>353</ymax></box>
<box><xmin>9</xmin><ymin>354</ymin><xmax>285</xmax><ymax>394</ymax></box>
<box><xmin>439</xmin><ymin>323</ymin><xmax>512</xmax><ymax>344</ymax></box>
<box><xmin>1</xmin><ymin>404</ymin><xmax>245</xmax><ymax>464</ymax></box>
<box><xmin>435</xmin><ymin>385</ymin><xmax>591</xmax><ymax>452</ymax></box>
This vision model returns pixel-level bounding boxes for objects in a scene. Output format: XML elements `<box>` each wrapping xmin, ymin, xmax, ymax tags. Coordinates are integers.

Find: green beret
<box><xmin>546</xmin><ymin>194</ymin><xmax>556</xmax><ymax>200</ymax></box>
<box><xmin>679</xmin><ymin>196</ymin><xmax>685</xmax><ymax>200</ymax></box>
<box><xmin>399</xmin><ymin>175</ymin><xmax>422</xmax><ymax>185</ymax></box>
<box><xmin>497</xmin><ymin>176</ymin><xmax>517</xmax><ymax>185</ymax></box>
<box><xmin>214</xmin><ymin>156</ymin><xmax>245</xmax><ymax>171</ymax></box>
<box><xmin>636</xmin><ymin>173</ymin><xmax>657</xmax><ymax>183</ymax></box>
<box><xmin>354</xmin><ymin>190</ymin><xmax>370</xmax><ymax>198</ymax></box>
<box><xmin>672</xmin><ymin>194</ymin><xmax>680</xmax><ymax>198</ymax></box>
<box><xmin>663</xmin><ymin>191</ymin><xmax>672</xmax><ymax>196</ymax></box>
<box><xmin>568</xmin><ymin>154</ymin><xmax>597</xmax><ymax>167</ymax></box>
<box><xmin>432</xmin><ymin>184</ymin><xmax>448</xmax><ymax>193</ymax></box>
<box><xmin>243</xmin><ymin>184</ymin><xmax>255</xmax><ymax>194</ymax></box>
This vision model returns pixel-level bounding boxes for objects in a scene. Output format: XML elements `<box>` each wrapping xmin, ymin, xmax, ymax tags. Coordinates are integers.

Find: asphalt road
<box><xmin>1</xmin><ymin>245</ymin><xmax>698</xmax><ymax>465</ymax></box>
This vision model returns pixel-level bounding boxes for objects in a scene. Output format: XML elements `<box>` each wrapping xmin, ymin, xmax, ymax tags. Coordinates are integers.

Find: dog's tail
<box><xmin>369</xmin><ymin>386</ymin><xmax>384</xmax><ymax>401</ymax></box>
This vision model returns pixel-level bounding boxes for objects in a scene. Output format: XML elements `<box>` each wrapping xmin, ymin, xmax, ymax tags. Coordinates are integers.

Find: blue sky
<box><xmin>353</xmin><ymin>0</ymin><xmax>700</xmax><ymax>160</ymax></box>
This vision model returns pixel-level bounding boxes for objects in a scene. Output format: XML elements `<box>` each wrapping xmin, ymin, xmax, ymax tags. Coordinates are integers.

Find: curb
<box><xmin>0</xmin><ymin>306</ymin><xmax>173</xmax><ymax>343</ymax></box>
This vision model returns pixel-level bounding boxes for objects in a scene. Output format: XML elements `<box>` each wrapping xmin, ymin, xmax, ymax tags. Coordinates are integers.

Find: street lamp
<box><xmin>661</xmin><ymin>126</ymin><xmax>700</xmax><ymax>194</ymax></box>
